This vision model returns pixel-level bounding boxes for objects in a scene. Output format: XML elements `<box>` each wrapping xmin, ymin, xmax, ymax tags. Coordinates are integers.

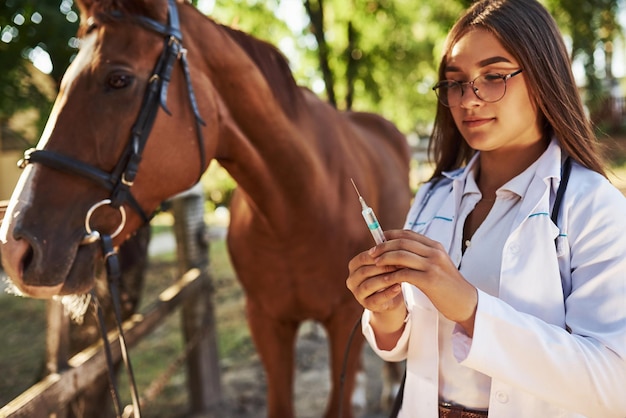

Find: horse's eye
<box><xmin>107</xmin><ymin>73</ymin><xmax>133</xmax><ymax>89</ymax></box>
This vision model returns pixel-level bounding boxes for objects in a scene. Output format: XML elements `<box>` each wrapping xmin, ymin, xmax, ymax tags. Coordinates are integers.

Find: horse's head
<box><xmin>0</xmin><ymin>0</ymin><xmax>215</xmax><ymax>298</ymax></box>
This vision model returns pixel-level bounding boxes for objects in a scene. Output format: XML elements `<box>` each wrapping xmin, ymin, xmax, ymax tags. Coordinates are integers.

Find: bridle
<box><xmin>16</xmin><ymin>1</ymin><xmax>207</xmax><ymax>416</ymax></box>
<box><xmin>18</xmin><ymin>0</ymin><xmax>206</xmax><ymax>244</ymax></box>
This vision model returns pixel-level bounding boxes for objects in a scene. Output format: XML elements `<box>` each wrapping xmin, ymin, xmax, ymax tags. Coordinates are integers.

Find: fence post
<box><xmin>45</xmin><ymin>300</ymin><xmax>70</xmax><ymax>374</ymax></box>
<box><xmin>45</xmin><ymin>300</ymin><xmax>70</xmax><ymax>417</ymax></box>
<box><xmin>171</xmin><ymin>183</ymin><xmax>222</xmax><ymax>412</ymax></box>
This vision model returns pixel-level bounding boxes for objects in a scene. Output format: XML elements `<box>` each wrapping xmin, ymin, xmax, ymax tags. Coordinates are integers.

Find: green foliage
<box><xmin>201</xmin><ymin>161</ymin><xmax>238</xmax><ymax>211</ymax></box>
<box><xmin>210</xmin><ymin>0</ymin><xmax>294</xmax><ymax>44</ymax></box>
<box><xmin>319</xmin><ymin>0</ymin><xmax>465</xmax><ymax>133</ymax></box>
<box><xmin>544</xmin><ymin>0</ymin><xmax>624</xmax><ymax>117</ymax></box>
<box><xmin>0</xmin><ymin>0</ymin><xmax>79</xmax><ymax>137</ymax></box>
<box><xmin>0</xmin><ymin>0</ymin><xmax>623</xmax><ymax>144</ymax></box>
<box><xmin>0</xmin><ymin>64</ymin><xmax>51</xmax><ymax>136</ymax></box>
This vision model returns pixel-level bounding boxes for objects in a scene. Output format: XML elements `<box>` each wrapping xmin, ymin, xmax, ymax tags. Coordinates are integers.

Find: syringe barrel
<box><xmin>361</xmin><ymin>208</ymin><xmax>386</xmax><ymax>244</ymax></box>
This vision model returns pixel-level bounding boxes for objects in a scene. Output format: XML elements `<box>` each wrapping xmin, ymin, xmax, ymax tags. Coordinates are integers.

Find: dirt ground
<box><xmin>205</xmin><ymin>321</ymin><xmax>393</xmax><ymax>418</ymax></box>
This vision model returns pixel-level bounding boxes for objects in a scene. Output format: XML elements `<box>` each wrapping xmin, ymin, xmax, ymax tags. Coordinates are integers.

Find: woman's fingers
<box><xmin>347</xmin><ymin>263</ymin><xmax>398</xmax><ymax>296</ymax></box>
<box><xmin>346</xmin><ymin>249</ymin><xmax>403</xmax><ymax>311</ymax></box>
<box><xmin>368</xmin><ymin>230</ymin><xmax>447</xmax><ymax>278</ymax></box>
<box><xmin>367</xmin><ymin>230</ymin><xmax>478</xmax><ymax>332</ymax></box>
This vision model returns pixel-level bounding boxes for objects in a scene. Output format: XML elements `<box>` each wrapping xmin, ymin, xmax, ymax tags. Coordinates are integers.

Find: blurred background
<box><xmin>1</xmin><ymin>1</ymin><xmax>625</xmax><ymax>416</ymax></box>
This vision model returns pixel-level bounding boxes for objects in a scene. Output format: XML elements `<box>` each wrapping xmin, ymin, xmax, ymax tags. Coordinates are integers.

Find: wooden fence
<box><xmin>0</xmin><ymin>186</ymin><xmax>222</xmax><ymax>417</ymax></box>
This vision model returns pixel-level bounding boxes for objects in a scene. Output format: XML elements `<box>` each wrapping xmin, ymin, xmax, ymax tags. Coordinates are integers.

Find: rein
<box><xmin>16</xmin><ymin>1</ymin><xmax>207</xmax><ymax>416</ymax></box>
<box><xmin>92</xmin><ymin>233</ymin><xmax>142</xmax><ymax>418</ymax></box>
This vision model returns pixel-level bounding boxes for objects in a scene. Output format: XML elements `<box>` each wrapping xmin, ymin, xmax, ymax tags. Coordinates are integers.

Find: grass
<box><xmin>0</xmin><ymin>294</ymin><xmax>47</xmax><ymax>405</ymax></box>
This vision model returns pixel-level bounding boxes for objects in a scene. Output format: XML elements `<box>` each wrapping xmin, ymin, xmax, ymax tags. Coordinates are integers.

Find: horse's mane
<box><xmin>219</xmin><ymin>24</ymin><xmax>304</xmax><ymax>119</ymax></box>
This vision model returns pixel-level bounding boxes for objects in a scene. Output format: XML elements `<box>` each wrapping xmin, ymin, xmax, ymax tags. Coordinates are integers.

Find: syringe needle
<box><xmin>350</xmin><ymin>178</ymin><xmax>361</xmax><ymax>198</ymax></box>
<box><xmin>351</xmin><ymin>178</ymin><xmax>369</xmax><ymax>211</ymax></box>
<box><xmin>350</xmin><ymin>178</ymin><xmax>386</xmax><ymax>245</ymax></box>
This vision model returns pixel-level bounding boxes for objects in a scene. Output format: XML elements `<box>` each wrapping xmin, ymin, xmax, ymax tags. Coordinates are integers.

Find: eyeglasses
<box><xmin>432</xmin><ymin>69</ymin><xmax>523</xmax><ymax>108</ymax></box>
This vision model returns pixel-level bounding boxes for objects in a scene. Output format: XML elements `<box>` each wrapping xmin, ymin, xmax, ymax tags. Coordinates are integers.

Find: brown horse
<box><xmin>0</xmin><ymin>0</ymin><xmax>410</xmax><ymax>416</ymax></box>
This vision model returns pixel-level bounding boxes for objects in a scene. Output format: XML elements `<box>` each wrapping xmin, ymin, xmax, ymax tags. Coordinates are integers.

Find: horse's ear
<box><xmin>75</xmin><ymin>0</ymin><xmax>94</xmax><ymax>14</ymax></box>
<box><xmin>74</xmin><ymin>0</ymin><xmax>97</xmax><ymax>22</ymax></box>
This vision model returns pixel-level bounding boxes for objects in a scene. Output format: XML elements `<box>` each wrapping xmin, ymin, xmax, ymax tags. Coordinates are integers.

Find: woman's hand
<box><xmin>346</xmin><ymin>243</ymin><xmax>408</xmax><ymax>350</ymax></box>
<box><xmin>349</xmin><ymin>229</ymin><xmax>479</xmax><ymax>337</ymax></box>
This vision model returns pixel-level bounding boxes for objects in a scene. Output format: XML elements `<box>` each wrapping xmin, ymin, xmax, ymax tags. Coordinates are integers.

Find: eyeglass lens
<box><xmin>433</xmin><ymin>70</ymin><xmax>522</xmax><ymax>107</ymax></box>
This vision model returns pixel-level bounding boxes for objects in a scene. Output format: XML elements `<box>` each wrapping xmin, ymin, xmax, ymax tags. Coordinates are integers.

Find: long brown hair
<box><xmin>429</xmin><ymin>0</ymin><xmax>606</xmax><ymax>179</ymax></box>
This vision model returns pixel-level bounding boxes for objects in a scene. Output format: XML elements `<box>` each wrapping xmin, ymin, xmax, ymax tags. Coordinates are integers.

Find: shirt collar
<box><xmin>442</xmin><ymin>137</ymin><xmax>563</xmax><ymax>199</ymax></box>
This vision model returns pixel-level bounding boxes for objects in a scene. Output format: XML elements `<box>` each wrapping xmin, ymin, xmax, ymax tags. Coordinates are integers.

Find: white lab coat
<box><xmin>363</xmin><ymin>140</ymin><xmax>626</xmax><ymax>418</ymax></box>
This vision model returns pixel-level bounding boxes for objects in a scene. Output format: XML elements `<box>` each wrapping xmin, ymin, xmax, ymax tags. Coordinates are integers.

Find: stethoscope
<box><xmin>406</xmin><ymin>176</ymin><xmax>452</xmax><ymax>230</ymax></box>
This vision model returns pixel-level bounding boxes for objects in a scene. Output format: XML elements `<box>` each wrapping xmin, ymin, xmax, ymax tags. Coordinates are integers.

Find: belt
<box><xmin>439</xmin><ymin>402</ymin><xmax>488</xmax><ymax>418</ymax></box>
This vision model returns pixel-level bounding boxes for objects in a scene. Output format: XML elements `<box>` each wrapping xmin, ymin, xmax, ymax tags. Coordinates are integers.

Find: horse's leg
<box><xmin>324</xmin><ymin>305</ymin><xmax>365</xmax><ymax>418</ymax></box>
<box><xmin>246</xmin><ymin>300</ymin><xmax>299</xmax><ymax>418</ymax></box>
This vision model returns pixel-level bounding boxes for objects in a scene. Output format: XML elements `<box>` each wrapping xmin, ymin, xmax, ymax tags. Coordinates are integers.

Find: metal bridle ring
<box><xmin>81</xmin><ymin>199</ymin><xmax>127</xmax><ymax>245</ymax></box>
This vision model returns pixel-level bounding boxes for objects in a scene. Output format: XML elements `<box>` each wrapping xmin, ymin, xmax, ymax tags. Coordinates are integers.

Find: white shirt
<box><xmin>439</xmin><ymin>157</ymin><xmax>534</xmax><ymax>409</ymax></box>
<box><xmin>363</xmin><ymin>139</ymin><xmax>626</xmax><ymax>418</ymax></box>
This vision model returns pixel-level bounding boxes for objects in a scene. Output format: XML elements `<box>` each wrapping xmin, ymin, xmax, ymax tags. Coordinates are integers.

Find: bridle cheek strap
<box><xmin>19</xmin><ymin>149</ymin><xmax>150</xmax><ymax>224</ymax></box>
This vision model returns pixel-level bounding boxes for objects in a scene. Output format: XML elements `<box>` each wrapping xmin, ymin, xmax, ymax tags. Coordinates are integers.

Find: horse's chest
<box><xmin>228</xmin><ymin>241</ymin><xmax>349</xmax><ymax>319</ymax></box>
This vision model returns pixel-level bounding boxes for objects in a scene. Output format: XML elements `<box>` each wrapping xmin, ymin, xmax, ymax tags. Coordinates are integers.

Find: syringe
<box><xmin>351</xmin><ymin>178</ymin><xmax>386</xmax><ymax>245</ymax></box>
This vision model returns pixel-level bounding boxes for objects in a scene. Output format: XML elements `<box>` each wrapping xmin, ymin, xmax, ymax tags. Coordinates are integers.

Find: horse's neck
<box><xmin>181</xmin><ymin>8</ymin><xmax>329</xmax><ymax>217</ymax></box>
<box><xmin>215</xmin><ymin>100</ymin><xmax>324</xmax><ymax>212</ymax></box>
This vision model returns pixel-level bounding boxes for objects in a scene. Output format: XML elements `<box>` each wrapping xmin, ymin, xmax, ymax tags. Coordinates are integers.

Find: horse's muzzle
<box><xmin>1</xmin><ymin>217</ymin><xmax>98</xmax><ymax>298</ymax></box>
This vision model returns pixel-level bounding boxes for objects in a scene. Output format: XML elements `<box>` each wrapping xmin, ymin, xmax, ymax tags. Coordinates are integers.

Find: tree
<box><xmin>1</xmin><ymin>0</ymin><xmax>624</xmax><ymax>138</ymax></box>
<box><xmin>545</xmin><ymin>0</ymin><xmax>624</xmax><ymax>126</ymax></box>
<box><xmin>0</xmin><ymin>0</ymin><xmax>79</xmax><ymax>138</ymax></box>
<box><xmin>301</xmin><ymin>0</ymin><xmax>465</xmax><ymax>133</ymax></box>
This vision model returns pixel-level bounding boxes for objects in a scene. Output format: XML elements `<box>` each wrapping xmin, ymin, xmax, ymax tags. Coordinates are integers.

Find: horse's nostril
<box><xmin>0</xmin><ymin>230</ymin><xmax>32</xmax><ymax>285</ymax></box>
<box><xmin>22</xmin><ymin>244</ymin><xmax>34</xmax><ymax>272</ymax></box>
